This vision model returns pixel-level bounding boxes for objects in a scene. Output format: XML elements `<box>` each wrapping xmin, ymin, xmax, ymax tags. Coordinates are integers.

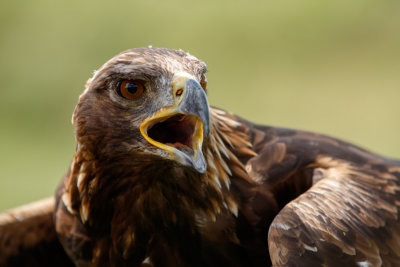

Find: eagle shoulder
<box><xmin>226</xmin><ymin>114</ymin><xmax>400</xmax><ymax>266</ymax></box>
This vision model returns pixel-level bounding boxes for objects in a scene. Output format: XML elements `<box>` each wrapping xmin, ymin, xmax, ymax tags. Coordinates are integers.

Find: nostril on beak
<box><xmin>176</xmin><ymin>88</ymin><xmax>183</xmax><ymax>96</ymax></box>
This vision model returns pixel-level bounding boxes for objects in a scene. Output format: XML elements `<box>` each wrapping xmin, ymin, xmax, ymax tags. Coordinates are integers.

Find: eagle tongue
<box><xmin>148</xmin><ymin>114</ymin><xmax>195</xmax><ymax>150</ymax></box>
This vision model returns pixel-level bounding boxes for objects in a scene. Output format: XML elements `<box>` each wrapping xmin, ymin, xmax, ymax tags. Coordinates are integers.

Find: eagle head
<box><xmin>72</xmin><ymin>47</ymin><xmax>209</xmax><ymax>173</ymax></box>
<box><xmin>57</xmin><ymin>48</ymin><xmax>242</xmax><ymax>265</ymax></box>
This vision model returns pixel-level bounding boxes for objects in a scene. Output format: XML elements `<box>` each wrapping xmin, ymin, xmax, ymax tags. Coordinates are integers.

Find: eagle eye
<box><xmin>117</xmin><ymin>80</ymin><xmax>145</xmax><ymax>100</ymax></box>
<box><xmin>200</xmin><ymin>74</ymin><xmax>207</xmax><ymax>91</ymax></box>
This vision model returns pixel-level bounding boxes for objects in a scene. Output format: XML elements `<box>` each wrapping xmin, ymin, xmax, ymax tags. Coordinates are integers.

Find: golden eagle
<box><xmin>1</xmin><ymin>47</ymin><xmax>400</xmax><ymax>267</ymax></box>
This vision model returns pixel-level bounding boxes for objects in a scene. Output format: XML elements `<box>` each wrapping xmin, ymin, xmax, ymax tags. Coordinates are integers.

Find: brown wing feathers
<box><xmin>268</xmin><ymin>157</ymin><xmax>400</xmax><ymax>266</ymax></box>
<box><xmin>242</xmin><ymin>123</ymin><xmax>400</xmax><ymax>266</ymax></box>
<box><xmin>0</xmin><ymin>198</ymin><xmax>74</xmax><ymax>266</ymax></box>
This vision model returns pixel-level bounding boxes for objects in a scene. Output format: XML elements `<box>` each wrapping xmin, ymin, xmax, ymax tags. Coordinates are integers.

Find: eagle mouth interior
<box><xmin>146</xmin><ymin>114</ymin><xmax>200</xmax><ymax>154</ymax></box>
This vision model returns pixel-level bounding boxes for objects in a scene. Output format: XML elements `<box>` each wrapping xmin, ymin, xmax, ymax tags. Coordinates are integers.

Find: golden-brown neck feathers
<box><xmin>62</xmin><ymin>107</ymin><xmax>255</xmax><ymax>225</ymax></box>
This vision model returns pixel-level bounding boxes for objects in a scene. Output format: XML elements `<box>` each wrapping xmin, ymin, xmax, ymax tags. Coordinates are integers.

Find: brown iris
<box><xmin>117</xmin><ymin>80</ymin><xmax>145</xmax><ymax>100</ymax></box>
<box><xmin>200</xmin><ymin>74</ymin><xmax>207</xmax><ymax>91</ymax></box>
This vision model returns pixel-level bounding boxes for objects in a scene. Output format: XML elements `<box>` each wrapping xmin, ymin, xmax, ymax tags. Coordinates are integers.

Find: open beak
<box><xmin>140</xmin><ymin>78</ymin><xmax>210</xmax><ymax>173</ymax></box>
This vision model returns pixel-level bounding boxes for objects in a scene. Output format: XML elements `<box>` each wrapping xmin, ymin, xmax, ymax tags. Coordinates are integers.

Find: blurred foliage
<box><xmin>1</xmin><ymin>0</ymin><xmax>400</xmax><ymax>211</ymax></box>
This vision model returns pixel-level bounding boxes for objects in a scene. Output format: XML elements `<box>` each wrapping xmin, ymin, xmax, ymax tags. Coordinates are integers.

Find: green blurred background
<box><xmin>1</xmin><ymin>0</ymin><xmax>400</xmax><ymax>211</ymax></box>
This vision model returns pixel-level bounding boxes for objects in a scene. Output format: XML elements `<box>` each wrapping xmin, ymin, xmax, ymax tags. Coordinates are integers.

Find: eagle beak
<box><xmin>140</xmin><ymin>78</ymin><xmax>210</xmax><ymax>173</ymax></box>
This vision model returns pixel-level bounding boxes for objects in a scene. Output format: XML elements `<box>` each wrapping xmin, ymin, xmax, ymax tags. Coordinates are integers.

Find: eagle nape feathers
<box><xmin>1</xmin><ymin>47</ymin><xmax>400</xmax><ymax>267</ymax></box>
